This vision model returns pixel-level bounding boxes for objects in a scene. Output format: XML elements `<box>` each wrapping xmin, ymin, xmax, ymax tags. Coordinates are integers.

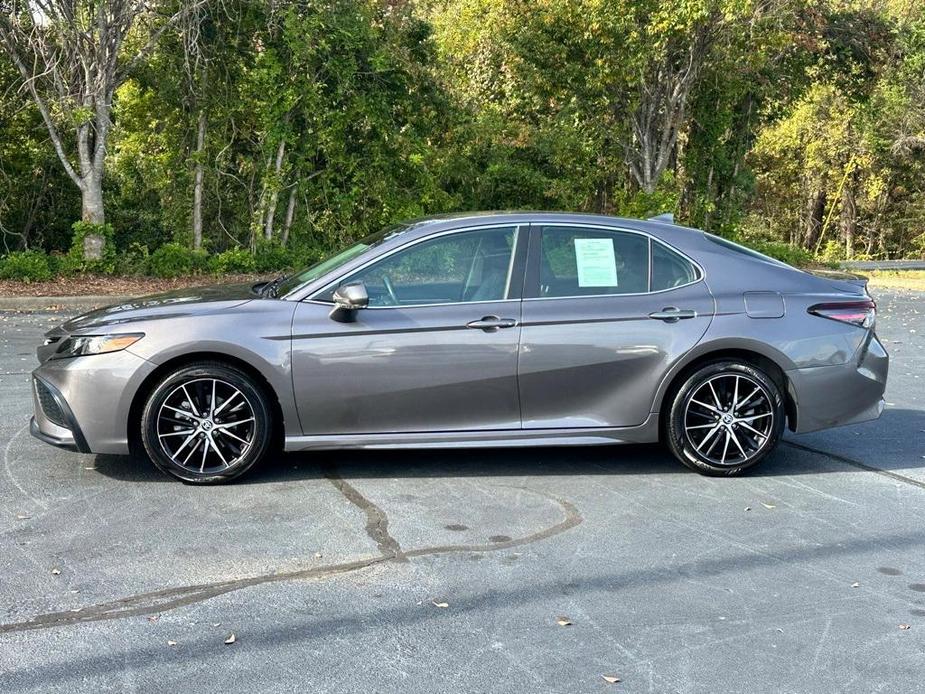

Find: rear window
<box><xmin>703</xmin><ymin>233</ymin><xmax>790</xmax><ymax>267</ymax></box>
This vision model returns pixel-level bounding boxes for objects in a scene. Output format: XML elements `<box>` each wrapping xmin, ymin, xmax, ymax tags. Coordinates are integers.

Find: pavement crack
<box><xmin>0</xmin><ymin>492</ymin><xmax>581</xmax><ymax>636</ymax></box>
<box><xmin>784</xmin><ymin>441</ymin><xmax>925</xmax><ymax>491</ymax></box>
<box><xmin>323</xmin><ymin>464</ymin><xmax>405</xmax><ymax>561</ymax></box>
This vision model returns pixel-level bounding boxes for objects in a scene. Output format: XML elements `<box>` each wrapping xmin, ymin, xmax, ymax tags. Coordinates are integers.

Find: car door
<box><xmin>291</xmin><ymin>225</ymin><xmax>527</xmax><ymax>435</ymax></box>
<box><xmin>518</xmin><ymin>223</ymin><xmax>714</xmax><ymax>429</ymax></box>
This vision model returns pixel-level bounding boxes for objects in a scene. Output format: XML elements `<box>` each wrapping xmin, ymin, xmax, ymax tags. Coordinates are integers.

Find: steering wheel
<box><xmin>382</xmin><ymin>274</ymin><xmax>399</xmax><ymax>305</ymax></box>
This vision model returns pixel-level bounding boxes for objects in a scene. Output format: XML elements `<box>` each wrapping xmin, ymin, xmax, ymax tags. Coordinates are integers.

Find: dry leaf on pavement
<box><xmin>224</xmin><ymin>633</ymin><xmax>236</xmax><ymax>644</ymax></box>
<box><xmin>556</xmin><ymin>616</ymin><xmax>573</xmax><ymax>626</ymax></box>
<box><xmin>432</xmin><ymin>600</ymin><xmax>449</xmax><ymax>608</ymax></box>
<box><xmin>602</xmin><ymin>675</ymin><xmax>621</xmax><ymax>684</ymax></box>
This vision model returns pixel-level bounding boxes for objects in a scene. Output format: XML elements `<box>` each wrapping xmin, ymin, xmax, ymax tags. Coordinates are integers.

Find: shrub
<box><xmin>68</xmin><ymin>222</ymin><xmax>117</xmax><ymax>275</ymax></box>
<box><xmin>254</xmin><ymin>240</ymin><xmax>295</xmax><ymax>273</ymax></box>
<box><xmin>0</xmin><ymin>250</ymin><xmax>53</xmax><ymax>282</ymax></box>
<box><xmin>147</xmin><ymin>242</ymin><xmax>208</xmax><ymax>278</ymax></box>
<box><xmin>748</xmin><ymin>240</ymin><xmax>814</xmax><ymax>268</ymax></box>
<box><xmin>209</xmin><ymin>247</ymin><xmax>257</xmax><ymax>275</ymax></box>
<box><xmin>115</xmin><ymin>242</ymin><xmax>150</xmax><ymax>276</ymax></box>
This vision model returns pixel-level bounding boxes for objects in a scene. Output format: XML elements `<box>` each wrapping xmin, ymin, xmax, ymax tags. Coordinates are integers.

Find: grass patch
<box><xmin>864</xmin><ymin>270</ymin><xmax>925</xmax><ymax>291</ymax></box>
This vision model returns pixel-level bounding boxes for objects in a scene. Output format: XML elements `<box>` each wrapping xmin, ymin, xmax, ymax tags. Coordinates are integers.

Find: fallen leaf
<box><xmin>850</xmin><ymin>582</ymin><xmax>860</xmax><ymax>588</ymax></box>
<box><xmin>899</xmin><ymin>624</ymin><xmax>911</xmax><ymax>630</ymax></box>
<box><xmin>314</xmin><ymin>552</ymin><xmax>323</xmax><ymax>559</ymax></box>
<box><xmin>51</xmin><ymin>568</ymin><xmax>61</xmax><ymax>575</ymax></box>
<box><xmin>212</xmin><ymin>623</ymin><xmax>221</xmax><ymax>627</ymax></box>
<box><xmin>432</xmin><ymin>600</ymin><xmax>449</xmax><ymax>608</ymax></box>
<box><xmin>602</xmin><ymin>675</ymin><xmax>621</xmax><ymax>684</ymax></box>
<box><xmin>167</xmin><ymin>640</ymin><xmax>177</xmax><ymax>646</ymax></box>
<box><xmin>147</xmin><ymin>615</ymin><xmax>159</xmax><ymax>622</ymax></box>
<box><xmin>224</xmin><ymin>633</ymin><xmax>236</xmax><ymax>645</ymax></box>
<box><xmin>760</xmin><ymin>502</ymin><xmax>776</xmax><ymax>510</ymax></box>
<box><xmin>556</xmin><ymin>616</ymin><xmax>573</xmax><ymax>626</ymax></box>
<box><xmin>744</xmin><ymin>506</ymin><xmax>752</xmax><ymax>512</ymax></box>
<box><xmin>15</xmin><ymin>514</ymin><xmax>30</xmax><ymax>520</ymax></box>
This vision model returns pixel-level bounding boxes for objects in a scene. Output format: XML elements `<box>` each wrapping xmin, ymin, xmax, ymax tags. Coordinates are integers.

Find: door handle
<box><xmin>648</xmin><ymin>307</ymin><xmax>697</xmax><ymax>323</ymax></box>
<box><xmin>466</xmin><ymin>315</ymin><xmax>518</xmax><ymax>332</ymax></box>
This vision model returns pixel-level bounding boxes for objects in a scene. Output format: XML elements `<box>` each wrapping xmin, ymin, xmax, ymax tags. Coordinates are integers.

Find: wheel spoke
<box><xmin>729</xmin><ymin>428</ymin><xmax>748</xmax><ymax>459</ymax></box>
<box><xmin>215</xmin><ymin>427</ymin><xmax>250</xmax><ymax>445</ymax></box>
<box><xmin>159</xmin><ymin>429</ymin><xmax>195</xmax><ymax>438</ymax></box>
<box><xmin>686</xmin><ymin>422</ymin><xmax>717</xmax><ymax>430</ymax></box>
<box><xmin>720</xmin><ymin>430</ymin><xmax>731</xmax><ymax>464</ymax></box>
<box><xmin>738</xmin><ymin>412</ymin><xmax>771</xmax><ymax>423</ymax></box>
<box><xmin>738</xmin><ymin>420</ymin><xmax>767</xmax><ymax>439</ymax></box>
<box><xmin>691</xmin><ymin>399</ymin><xmax>722</xmax><ymax>415</ymax></box>
<box><xmin>214</xmin><ymin>390</ymin><xmax>238</xmax><ymax>416</ymax></box>
<box><xmin>209</xmin><ymin>379</ymin><xmax>217</xmax><ymax>417</ymax></box>
<box><xmin>208</xmin><ymin>436</ymin><xmax>228</xmax><ymax>467</ymax></box>
<box><xmin>181</xmin><ymin>384</ymin><xmax>201</xmax><ymax>417</ymax></box>
<box><xmin>708</xmin><ymin>381</ymin><xmax>722</xmax><ymax>409</ymax></box>
<box><xmin>735</xmin><ymin>386</ymin><xmax>761</xmax><ymax>411</ymax></box>
<box><xmin>182</xmin><ymin>437</ymin><xmax>203</xmax><ymax>465</ymax></box>
<box><xmin>216</xmin><ymin>416</ymin><xmax>254</xmax><ymax>429</ymax></box>
<box><xmin>695</xmin><ymin>423</ymin><xmax>723</xmax><ymax>451</ymax></box>
<box><xmin>163</xmin><ymin>404</ymin><xmax>198</xmax><ymax>420</ymax></box>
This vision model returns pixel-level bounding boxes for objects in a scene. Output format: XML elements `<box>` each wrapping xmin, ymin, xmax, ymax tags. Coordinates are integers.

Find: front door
<box><xmin>291</xmin><ymin>225</ymin><xmax>526</xmax><ymax>435</ymax></box>
<box><xmin>518</xmin><ymin>223</ymin><xmax>714</xmax><ymax>429</ymax></box>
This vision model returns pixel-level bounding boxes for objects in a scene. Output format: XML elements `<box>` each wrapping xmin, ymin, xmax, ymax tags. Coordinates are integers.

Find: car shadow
<box><xmin>90</xmin><ymin>408</ymin><xmax>924</xmax><ymax>484</ymax></box>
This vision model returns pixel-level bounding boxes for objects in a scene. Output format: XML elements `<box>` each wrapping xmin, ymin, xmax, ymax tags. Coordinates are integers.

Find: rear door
<box><xmin>291</xmin><ymin>225</ymin><xmax>527</xmax><ymax>435</ymax></box>
<box><xmin>518</xmin><ymin>223</ymin><xmax>714</xmax><ymax>429</ymax></box>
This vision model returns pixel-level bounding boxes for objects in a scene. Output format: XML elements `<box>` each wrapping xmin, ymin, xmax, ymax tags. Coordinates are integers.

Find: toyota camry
<box><xmin>30</xmin><ymin>212</ymin><xmax>888</xmax><ymax>483</ymax></box>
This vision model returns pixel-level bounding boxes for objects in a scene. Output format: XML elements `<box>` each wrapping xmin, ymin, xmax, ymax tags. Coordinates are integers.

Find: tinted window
<box><xmin>651</xmin><ymin>241</ymin><xmax>699</xmax><ymax>290</ymax></box>
<box><xmin>538</xmin><ymin>226</ymin><xmax>649</xmax><ymax>297</ymax></box>
<box><xmin>343</xmin><ymin>227</ymin><xmax>517</xmax><ymax>307</ymax></box>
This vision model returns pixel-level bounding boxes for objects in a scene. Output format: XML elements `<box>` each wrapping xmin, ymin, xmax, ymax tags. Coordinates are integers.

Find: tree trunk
<box><xmin>281</xmin><ymin>187</ymin><xmax>297</xmax><ymax>247</ymax></box>
<box><xmin>192</xmin><ymin>110</ymin><xmax>207</xmax><ymax>250</ymax></box>
<box><xmin>79</xmin><ymin>174</ymin><xmax>106</xmax><ymax>260</ymax></box>
<box><xmin>841</xmin><ymin>179</ymin><xmax>856</xmax><ymax>260</ymax></box>
<box><xmin>263</xmin><ymin>139</ymin><xmax>286</xmax><ymax>241</ymax></box>
<box><xmin>803</xmin><ymin>190</ymin><xmax>826</xmax><ymax>249</ymax></box>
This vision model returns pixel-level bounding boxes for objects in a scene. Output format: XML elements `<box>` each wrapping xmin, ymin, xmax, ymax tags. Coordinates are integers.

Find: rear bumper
<box><xmin>787</xmin><ymin>331</ymin><xmax>889</xmax><ymax>433</ymax></box>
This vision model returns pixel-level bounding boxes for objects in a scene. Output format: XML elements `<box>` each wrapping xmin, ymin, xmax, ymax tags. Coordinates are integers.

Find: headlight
<box><xmin>52</xmin><ymin>333</ymin><xmax>144</xmax><ymax>359</ymax></box>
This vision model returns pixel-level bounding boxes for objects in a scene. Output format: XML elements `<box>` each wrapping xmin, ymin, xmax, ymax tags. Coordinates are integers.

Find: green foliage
<box><xmin>147</xmin><ymin>242</ymin><xmax>208</xmax><ymax>279</ymax></box>
<box><xmin>67</xmin><ymin>222</ymin><xmax>117</xmax><ymax>275</ymax></box>
<box><xmin>0</xmin><ymin>250</ymin><xmax>53</xmax><ymax>282</ymax></box>
<box><xmin>209</xmin><ymin>247</ymin><xmax>256</xmax><ymax>275</ymax></box>
<box><xmin>254</xmin><ymin>240</ymin><xmax>295</xmax><ymax>273</ymax></box>
<box><xmin>115</xmin><ymin>242</ymin><xmax>151</xmax><ymax>276</ymax></box>
<box><xmin>747</xmin><ymin>240</ymin><xmax>814</xmax><ymax>268</ymax></box>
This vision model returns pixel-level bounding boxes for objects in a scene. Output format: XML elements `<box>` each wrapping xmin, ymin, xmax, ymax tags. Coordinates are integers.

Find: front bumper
<box><xmin>30</xmin><ymin>349</ymin><xmax>157</xmax><ymax>455</ymax></box>
<box><xmin>786</xmin><ymin>330</ymin><xmax>889</xmax><ymax>433</ymax></box>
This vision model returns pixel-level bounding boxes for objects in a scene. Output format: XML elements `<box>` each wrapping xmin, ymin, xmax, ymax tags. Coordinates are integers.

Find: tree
<box><xmin>0</xmin><ymin>0</ymin><xmax>198</xmax><ymax>254</ymax></box>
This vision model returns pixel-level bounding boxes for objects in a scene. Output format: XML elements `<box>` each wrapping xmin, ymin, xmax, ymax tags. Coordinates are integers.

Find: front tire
<box><xmin>140</xmin><ymin>362</ymin><xmax>273</xmax><ymax>484</ymax></box>
<box><xmin>666</xmin><ymin>360</ymin><xmax>785</xmax><ymax>476</ymax></box>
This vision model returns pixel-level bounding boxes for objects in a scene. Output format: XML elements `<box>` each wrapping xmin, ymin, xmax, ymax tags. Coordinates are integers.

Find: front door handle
<box><xmin>648</xmin><ymin>307</ymin><xmax>697</xmax><ymax>323</ymax></box>
<box><xmin>466</xmin><ymin>315</ymin><xmax>518</xmax><ymax>332</ymax></box>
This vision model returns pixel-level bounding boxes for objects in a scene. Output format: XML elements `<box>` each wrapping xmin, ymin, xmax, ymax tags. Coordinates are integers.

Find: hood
<box><xmin>53</xmin><ymin>282</ymin><xmax>258</xmax><ymax>336</ymax></box>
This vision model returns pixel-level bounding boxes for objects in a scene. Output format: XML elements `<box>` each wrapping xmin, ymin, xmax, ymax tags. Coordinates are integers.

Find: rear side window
<box><xmin>538</xmin><ymin>226</ymin><xmax>649</xmax><ymax>297</ymax></box>
<box><xmin>651</xmin><ymin>241</ymin><xmax>700</xmax><ymax>290</ymax></box>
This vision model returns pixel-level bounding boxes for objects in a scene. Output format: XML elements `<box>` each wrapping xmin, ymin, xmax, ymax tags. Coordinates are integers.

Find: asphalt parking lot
<box><xmin>0</xmin><ymin>289</ymin><xmax>923</xmax><ymax>693</ymax></box>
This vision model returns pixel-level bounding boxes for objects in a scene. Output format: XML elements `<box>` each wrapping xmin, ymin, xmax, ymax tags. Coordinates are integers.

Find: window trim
<box><xmin>308</xmin><ymin>224</ymin><xmax>528</xmax><ymax>309</ymax></box>
<box><xmin>523</xmin><ymin>222</ymin><xmax>704</xmax><ymax>301</ymax></box>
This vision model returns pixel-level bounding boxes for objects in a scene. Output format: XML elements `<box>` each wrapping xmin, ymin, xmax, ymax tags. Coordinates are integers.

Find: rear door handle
<box><xmin>466</xmin><ymin>315</ymin><xmax>518</xmax><ymax>332</ymax></box>
<box><xmin>648</xmin><ymin>307</ymin><xmax>697</xmax><ymax>323</ymax></box>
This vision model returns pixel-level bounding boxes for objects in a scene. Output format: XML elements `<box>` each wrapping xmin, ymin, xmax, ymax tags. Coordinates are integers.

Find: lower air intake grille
<box><xmin>35</xmin><ymin>379</ymin><xmax>67</xmax><ymax>428</ymax></box>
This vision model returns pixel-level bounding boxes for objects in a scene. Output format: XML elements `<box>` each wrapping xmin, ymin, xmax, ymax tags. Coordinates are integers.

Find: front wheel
<box><xmin>665</xmin><ymin>360</ymin><xmax>785</xmax><ymax>475</ymax></box>
<box><xmin>140</xmin><ymin>362</ymin><xmax>274</xmax><ymax>484</ymax></box>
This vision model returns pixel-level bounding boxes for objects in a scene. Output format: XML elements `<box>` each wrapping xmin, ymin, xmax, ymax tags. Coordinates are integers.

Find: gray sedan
<box><xmin>30</xmin><ymin>212</ymin><xmax>888</xmax><ymax>483</ymax></box>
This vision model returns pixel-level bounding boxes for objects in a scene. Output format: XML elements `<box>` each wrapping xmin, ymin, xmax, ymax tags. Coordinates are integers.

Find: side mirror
<box><xmin>329</xmin><ymin>281</ymin><xmax>368</xmax><ymax>322</ymax></box>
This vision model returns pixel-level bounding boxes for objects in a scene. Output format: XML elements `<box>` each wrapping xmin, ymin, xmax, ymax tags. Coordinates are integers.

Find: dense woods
<box><xmin>1</xmin><ymin>0</ymin><xmax>923</xmax><ymax>280</ymax></box>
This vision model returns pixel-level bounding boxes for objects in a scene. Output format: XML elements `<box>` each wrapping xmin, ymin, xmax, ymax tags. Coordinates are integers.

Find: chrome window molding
<box><xmin>307</xmin><ymin>224</ymin><xmax>524</xmax><ymax>310</ymax></box>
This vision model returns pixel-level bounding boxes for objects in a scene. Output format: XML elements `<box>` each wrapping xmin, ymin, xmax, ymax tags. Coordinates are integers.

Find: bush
<box><xmin>68</xmin><ymin>222</ymin><xmax>117</xmax><ymax>275</ymax></box>
<box><xmin>209</xmin><ymin>247</ymin><xmax>257</xmax><ymax>275</ymax></box>
<box><xmin>115</xmin><ymin>242</ymin><xmax>150</xmax><ymax>276</ymax></box>
<box><xmin>147</xmin><ymin>242</ymin><xmax>208</xmax><ymax>278</ymax></box>
<box><xmin>0</xmin><ymin>250</ymin><xmax>53</xmax><ymax>282</ymax></box>
<box><xmin>254</xmin><ymin>240</ymin><xmax>295</xmax><ymax>273</ymax></box>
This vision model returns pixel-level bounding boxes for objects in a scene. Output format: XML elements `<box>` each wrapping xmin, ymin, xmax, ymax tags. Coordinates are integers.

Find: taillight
<box><xmin>808</xmin><ymin>300</ymin><xmax>876</xmax><ymax>329</ymax></box>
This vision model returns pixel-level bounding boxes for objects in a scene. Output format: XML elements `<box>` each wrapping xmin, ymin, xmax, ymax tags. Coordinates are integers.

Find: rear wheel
<box><xmin>140</xmin><ymin>362</ymin><xmax>273</xmax><ymax>484</ymax></box>
<box><xmin>666</xmin><ymin>360</ymin><xmax>785</xmax><ymax>475</ymax></box>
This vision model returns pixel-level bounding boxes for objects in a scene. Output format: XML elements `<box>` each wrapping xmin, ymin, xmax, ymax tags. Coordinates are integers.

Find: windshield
<box><xmin>275</xmin><ymin>224</ymin><xmax>409</xmax><ymax>296</ymax></box>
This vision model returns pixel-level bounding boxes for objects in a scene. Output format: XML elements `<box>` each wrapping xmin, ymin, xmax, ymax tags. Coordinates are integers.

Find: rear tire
<box><xmin>140</xmin><ymin>361</ymin><xmax>273</xmax><ymax>484</ymax></box>
<box><xmin>666</xmin><ymin>360</ymin><xmax>785</xmax><ymax>476</ymax></box>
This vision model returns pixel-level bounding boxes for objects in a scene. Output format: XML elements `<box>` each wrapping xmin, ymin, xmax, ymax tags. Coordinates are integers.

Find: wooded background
<box><xmin>1</xmin><ymin>0</ymin><xmax>923</xmax><ymax>280</ymax></box>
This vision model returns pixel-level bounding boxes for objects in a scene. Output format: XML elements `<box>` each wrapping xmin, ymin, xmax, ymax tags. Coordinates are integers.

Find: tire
<box><xmin>140</xmin><ymin>361</ymin><xmax>274</xmax><ymax>484</ymax></box>
<box><xmin>665</xmin><ymin>360</ymin><xmax>785</xmax><ymax>476</ymax></box>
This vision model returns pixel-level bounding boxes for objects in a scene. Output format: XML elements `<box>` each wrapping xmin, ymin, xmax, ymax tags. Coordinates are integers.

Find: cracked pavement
<box><xmin>0</xmin><ymin>289</ymin><xmax>923</xmax><ymax>693</ymax></box>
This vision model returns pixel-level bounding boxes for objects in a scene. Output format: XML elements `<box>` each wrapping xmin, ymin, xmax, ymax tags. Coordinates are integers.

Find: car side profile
<box><xmin>30</xmin><ymin>212</ymin><xmax>889</xmax><ymax>483</ymax></box>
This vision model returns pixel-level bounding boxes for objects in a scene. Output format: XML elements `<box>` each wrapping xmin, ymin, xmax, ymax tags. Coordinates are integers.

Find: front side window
<box><xmin>538</xmin><ymin>226</ymin><xmax>650</xmax><ymax>297</ymax></box>
<box><xmin>337</xmin><ymin>227</ymin><xmax>518</xmax><ymax>307</ymax></box>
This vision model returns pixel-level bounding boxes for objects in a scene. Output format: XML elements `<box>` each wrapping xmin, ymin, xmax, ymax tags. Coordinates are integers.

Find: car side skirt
<box><xmin>284</xmin><ymin>415</ymin><xmax>660</xmax><ymax>451</ymax></box>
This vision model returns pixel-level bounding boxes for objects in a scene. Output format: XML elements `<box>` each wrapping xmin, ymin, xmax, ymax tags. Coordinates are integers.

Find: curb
<box><xmin>0</xmin><ymin>295</ymin><xmax>129</xmax><ymax>312</ymax></box>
